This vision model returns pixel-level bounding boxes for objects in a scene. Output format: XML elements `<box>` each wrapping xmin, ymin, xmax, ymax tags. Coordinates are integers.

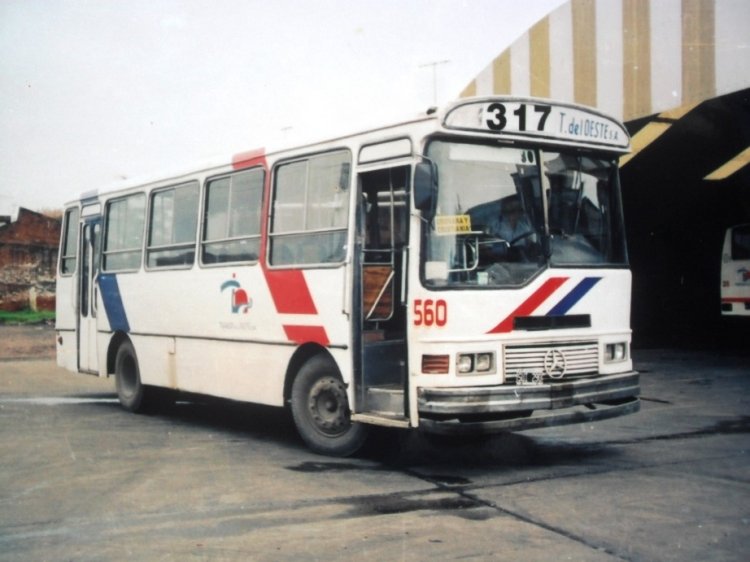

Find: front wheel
<box><xmin>115</xmin><ymin>340</ymin><xmax>150</xmax><ymax>412</ymax></box>
<box><xmin>290</xmin><ymin>355</ymin><xmax>368</xmax><ymax>456</ymax></box>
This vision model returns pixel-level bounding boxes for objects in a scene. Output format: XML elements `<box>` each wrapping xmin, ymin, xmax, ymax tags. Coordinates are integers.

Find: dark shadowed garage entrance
<box><xmin>622</xmin><ymin>89</ymin><xmax>750</xmax><ymax>348</ymax></box>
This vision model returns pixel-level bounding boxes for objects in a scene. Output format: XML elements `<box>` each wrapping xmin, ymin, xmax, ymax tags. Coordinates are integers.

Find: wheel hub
<box><xmin>307</xmin><ymin>376</ymin><xmax>349</xmax><ymax>435</ymax></box>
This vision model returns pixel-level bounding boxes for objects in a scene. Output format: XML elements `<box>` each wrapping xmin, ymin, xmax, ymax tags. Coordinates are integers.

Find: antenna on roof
<box><xmin>419</xmin><ymin>60</ymin><xmax>450</xmax><ymax>106</ymax></box>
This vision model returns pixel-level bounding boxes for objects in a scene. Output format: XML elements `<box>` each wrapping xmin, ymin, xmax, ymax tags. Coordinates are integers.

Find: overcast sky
<box><xmin>0</xmin><ymin>0</ymin><xmax>564</xmax><ymax>216</ymax></box>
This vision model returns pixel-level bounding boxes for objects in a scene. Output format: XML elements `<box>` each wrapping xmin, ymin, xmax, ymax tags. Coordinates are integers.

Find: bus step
<box><xmin>364</xmin><ymin>384</ymin><xmax>404</xmax><ymax>416</ymax></box>
<box><xmin>351</xmin><ymin>412</ymin><xmax>410</xmax><ymax>429</ymax></box>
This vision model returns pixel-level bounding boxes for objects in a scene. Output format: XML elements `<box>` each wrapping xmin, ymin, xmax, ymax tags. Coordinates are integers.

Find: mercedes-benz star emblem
<box><xmin>543</xmin><ymin>349</ymin><xmax>567</xmax><ymax>379</ymax></box>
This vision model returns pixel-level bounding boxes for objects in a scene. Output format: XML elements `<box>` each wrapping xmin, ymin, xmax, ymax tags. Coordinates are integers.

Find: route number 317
<box><xmin>486</xmin><ymin>102</ymin><xmax>551</xmax><ymax>132</ymax></box>
<box><xmin>413</xmin><ymin>299</ymin><xmax>448</xmax><ymax>327</ymax></box>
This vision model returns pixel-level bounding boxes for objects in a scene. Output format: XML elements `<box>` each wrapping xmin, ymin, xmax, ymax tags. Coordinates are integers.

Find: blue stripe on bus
<box><xmin>98</xmin><ymin>274</ymin><xmax>130</xmax><ymax>332</ymax></box>
<box><xmin>546</xmin><ymin>277</ymin><xmax>602</xmax><ymax>316</ymax></box>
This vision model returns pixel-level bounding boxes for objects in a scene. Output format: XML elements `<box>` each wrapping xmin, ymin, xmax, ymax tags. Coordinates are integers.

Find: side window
<box><xmin>102</xmin><ymin>193</ymin><xmax>146</xmax><ymax>272</ymax></box>
<box><xmin>201</xmin><ymin>167</ymin><xmax>264</xmax><ymax>264</ymax></box>
<box><xmin>60</xmin><ymin>207</ymin><xmax>80</xmax><ymax>275</ymax></box>
<box><xmin>731</xmin><ymin>225</ymin><xmax>750</xmax><ymax>260</ymax></box>
<box><xmin>270</xmin><ymin>150</ymin><xmax>350</xmax><ymax>266</ymax></box>
<box><xmin>363</xmin><ymin>166</ymin><xmax>409</xmax><ymax>264</ymax></box>
<box><xmin>147</xmin><ymin>182</ymin><xmax>199</xmax><ymax>269</ymax></box>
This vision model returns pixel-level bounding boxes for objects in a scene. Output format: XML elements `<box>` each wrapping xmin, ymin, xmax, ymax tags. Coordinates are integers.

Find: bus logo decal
<box><xmin>543</xmin><ymin>349</ymin><xmax>567</xmax><ymax>378</ymax></box>
<box><xmin>487</xmin><ymin>276</ymin><xmax>601</xmax><ymax>334</ymax></box>
<box><xmin>221</xmin><ymin>275</ymin><xmax>253</xmax><ymax>314</ymax></box>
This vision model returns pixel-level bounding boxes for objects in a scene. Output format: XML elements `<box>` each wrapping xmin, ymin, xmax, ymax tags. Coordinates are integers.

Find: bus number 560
<box><xmin>413</xmin><ymin>299</ymin><xmax>447</xmax><ymax>327</ymax></box>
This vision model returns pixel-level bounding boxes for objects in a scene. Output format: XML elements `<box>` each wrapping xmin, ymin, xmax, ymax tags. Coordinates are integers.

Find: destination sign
<box><xmin>443</xmin><ymin>99</ymin><xmax>630</xmax><ymax>150</ymax></box>
<box><xmin>435</xmin><ymin>214</ymin><xmax>473</xmax><ymax>235</ymax></box>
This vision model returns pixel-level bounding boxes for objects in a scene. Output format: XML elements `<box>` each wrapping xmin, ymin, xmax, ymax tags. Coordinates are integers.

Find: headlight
<box><xmin>457</xmin><ymin>352</ymin><xmax>495</xmax><ymax>374</ymax></box>
<box><xmin>605</xmin><ymin>342</ymin><xmax>628</xmax><ymax>362</ymax></box>
<box><xmin>476</xmin><ymin>353</ymin><xmax>493</xmax><ymax>372</ymax></box>
<box><xmin>457</xmin><ymin>354</ymin><xmax>474</xmax><ymax>374</ymax></box>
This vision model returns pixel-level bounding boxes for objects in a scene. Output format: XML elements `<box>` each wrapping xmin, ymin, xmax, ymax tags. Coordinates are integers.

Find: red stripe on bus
<box><xmin>234</xmin><ymin>147</ymin><xmax>328</xmax><ymax>343</ymax></box>
<box><xmin>283</xmin><ymin>325</ymin><xmax>330</xmax><ymax>346</ymax></box>
<box><xmin>264</xmin><ymin>269</ymin><xmax>318</xmax><ymax>315</ymax></box>
<box><xmin>486</xmin><ymin>277</ymin><xmax>568</xmax><ymax>334</ymax></box>
<box><xmin>232</xmin><ymin>147</ymin><xmax>266</xmax><ymax>170</ymax></box>
<box><xmin>721</xmin><ymin>297</ymin><xmax>750</xmax><ymax>303</ymax></box>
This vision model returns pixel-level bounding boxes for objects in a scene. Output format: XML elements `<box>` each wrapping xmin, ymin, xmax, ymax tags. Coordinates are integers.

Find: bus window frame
<box><xmin>145</xmin><ymin>180</ymin><xmax>201</xmax><ymax>271</ymax></box>
<box><xmin>200</xmin><ymin>166</ymin><xmax>265</xmax><ymax>268</ymax></box>
<box><xmin>59</xmin><ymin>206</ymin><xmax>80</xmax><ymax>276</ymax></box>
<box><xmin>731</xmin><ymin>224</ymin><xmax>750</xmax><ymax>260</ymax></box>
<box><xmin>267</xmin><ymin>148</ymin><xmax>352</xmax><ymax>269</ymax></box>
<box><xmin>101</xmin><ymin>192</ymin><xmax>147</xmax><ymax>274</ymax></box>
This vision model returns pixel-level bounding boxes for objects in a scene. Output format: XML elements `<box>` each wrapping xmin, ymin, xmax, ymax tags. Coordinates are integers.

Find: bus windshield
<box><xmin>423</xmin><ymin>140</ymin><xmax>627</xmax><ymax>288</ymax></box>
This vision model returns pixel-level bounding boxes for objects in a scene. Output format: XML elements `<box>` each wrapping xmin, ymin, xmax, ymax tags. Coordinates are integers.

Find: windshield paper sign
<box><xmin>435</xmin><ymin>214</ymin><xmax>473</xmax><ymax>235</ymax></box>
<box><xmin>444</xmin><ymin>99</ymin><xmax>630</xmax><ymax>150</ymax></box>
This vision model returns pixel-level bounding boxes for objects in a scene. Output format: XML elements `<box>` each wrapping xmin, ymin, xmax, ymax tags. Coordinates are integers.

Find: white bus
<box><xmin>720</xmin><ymin>223</ymin><xmax>750</xmax><ymax>316</ymax></box>
<box><xmin>56</xmin><ymin>96</ymin><xmax>640</xmax><ymax>456</ymax></box>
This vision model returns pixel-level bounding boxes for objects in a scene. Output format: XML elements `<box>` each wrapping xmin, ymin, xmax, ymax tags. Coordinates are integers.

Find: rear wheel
<box><xmin>291</xmin><ymin>355</ymin><xmax>368</xmax><ymax>456</ymax></box>
<box><xmin>114</xmin><ymin>340</ymin><xmax>149</xmax><ymax>412</ymax></box>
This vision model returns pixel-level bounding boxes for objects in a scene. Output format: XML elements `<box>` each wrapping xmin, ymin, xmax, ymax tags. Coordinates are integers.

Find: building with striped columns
<box><xmin>460</xmin><ymin>0</ymin><xmax>749</xmax><ymax>345</ymax></box>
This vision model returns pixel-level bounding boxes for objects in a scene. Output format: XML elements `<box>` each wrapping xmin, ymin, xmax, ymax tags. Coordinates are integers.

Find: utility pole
<box><xmin>419</xmin><ymin>60</ymin><xmax>450</xmax><ymax>106</ymax></box>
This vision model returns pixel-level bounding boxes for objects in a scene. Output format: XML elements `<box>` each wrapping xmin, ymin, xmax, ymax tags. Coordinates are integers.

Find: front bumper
<box><xmin>417</xmin><ymin>371</ymin><xmax>640</xmax><ymax>435</ymax></box>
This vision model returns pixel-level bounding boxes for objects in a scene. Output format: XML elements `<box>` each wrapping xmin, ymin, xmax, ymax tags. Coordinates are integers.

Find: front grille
<box><xmin>503</xmin><ymin>341</ymin><xmax>599</xmax><ymax>382</ymax></box>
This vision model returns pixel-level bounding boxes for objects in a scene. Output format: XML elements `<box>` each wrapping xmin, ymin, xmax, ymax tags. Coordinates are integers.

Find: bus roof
<box><xmin>68</xmin><ymin>96</ymin><xmax>629</xmax><ymax>206</ymax></box>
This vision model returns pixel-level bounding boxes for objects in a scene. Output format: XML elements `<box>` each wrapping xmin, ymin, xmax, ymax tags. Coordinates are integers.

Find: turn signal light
<box><xmin>422</xmin><ymin>354</ymin><xmax>450</xmax><ymax>374</ymax></box>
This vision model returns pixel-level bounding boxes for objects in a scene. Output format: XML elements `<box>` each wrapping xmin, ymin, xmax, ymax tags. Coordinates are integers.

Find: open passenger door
<box><xmin>354</xmin><ymin>166</ymin><xmax>410</xmax><ymax>424</ymax></box>
<box><xmin>77</xmin><ymin>207</ymin><xmax>101</xmax><ymax>373</ymax></box>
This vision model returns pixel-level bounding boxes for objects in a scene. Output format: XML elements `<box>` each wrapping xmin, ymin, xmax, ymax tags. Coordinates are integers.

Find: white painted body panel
<box><xmin>55</xmin><ymin>269</ymin><xmax>78</xmax><ymax>372</ymax></box>
<box><xmin>405</xmin><ymin>259</ymin><xmax>633</xmax><ymax>426</ymax></box>
<box><xmin>95</xmin><ymin>264</ymin><xmax>352</xmax><ymax>407</ymax></box>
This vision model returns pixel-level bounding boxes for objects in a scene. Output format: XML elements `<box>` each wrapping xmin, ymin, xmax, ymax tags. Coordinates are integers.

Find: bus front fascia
<box><xmin>407</xmin><ymin>141</ymin><xmax>639</xmax><ymax>435</ymax></box>
<box><xmin>416</xmin><ymin>371</ymin><xmax>640</xmax><ymax>435</ymax></box>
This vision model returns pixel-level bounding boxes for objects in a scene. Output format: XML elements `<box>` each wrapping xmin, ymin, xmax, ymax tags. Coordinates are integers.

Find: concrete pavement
<box><xmin>0</xmin><ymin>349</ymin><xmax>748</xmax><ymax>561</ymax></box>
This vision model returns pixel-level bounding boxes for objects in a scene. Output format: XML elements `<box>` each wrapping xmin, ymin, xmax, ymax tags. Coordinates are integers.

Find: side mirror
<box><xmin>414</xmin><ymin>161</ymin><xmax>437</xmax><ymax>220</ymax></box>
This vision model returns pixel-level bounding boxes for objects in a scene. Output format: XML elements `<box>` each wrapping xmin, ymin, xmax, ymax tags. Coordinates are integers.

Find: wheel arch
<box><xmin>106</xmin><ymin>331</ymin><xmax>131</xmax><ymax>376</ymax></box>
<box><xmin>283</xmin><ymin>343</ymin><xmax>337</xmax><ymax>405</ymax></box>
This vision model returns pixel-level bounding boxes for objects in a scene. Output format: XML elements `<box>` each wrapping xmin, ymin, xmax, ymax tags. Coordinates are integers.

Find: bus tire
<box><xmin>114</xmin><ymin>340</ymin><xmax>149</xmax><ymax>413</ymax></box>
<box><xmin>290</xmin><ymin>355</ymin><xmax>367</xmax><ymax>457</ymax></box>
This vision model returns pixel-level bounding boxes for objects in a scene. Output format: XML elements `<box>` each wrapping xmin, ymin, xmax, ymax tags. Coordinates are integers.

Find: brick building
<box><xmin>0</xmin><ymin>208</ymin><xmax>61</xmax><ymax>311</ymax></box>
